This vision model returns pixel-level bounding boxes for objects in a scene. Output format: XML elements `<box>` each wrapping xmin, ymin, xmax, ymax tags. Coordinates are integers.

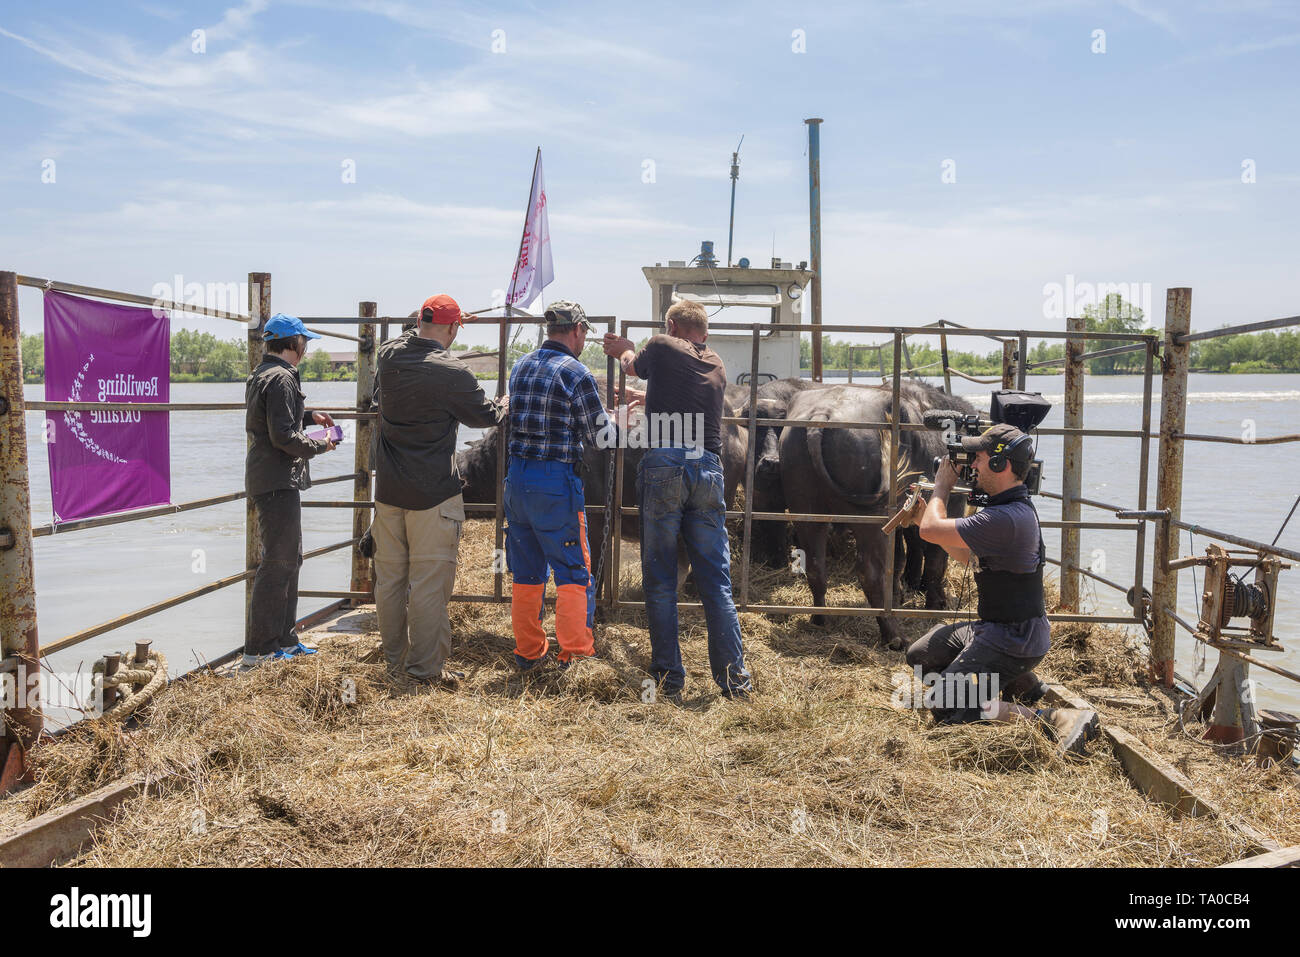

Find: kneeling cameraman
<box><xmin>912</xmin><ymin>424</ymin><xmax>1099</xmax><ymax>755</ymax></box>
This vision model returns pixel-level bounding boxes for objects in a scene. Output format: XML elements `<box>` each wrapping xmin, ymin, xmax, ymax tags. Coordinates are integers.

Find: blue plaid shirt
<box><xmin>508</xmin><ymin>341</ymin><xmax>608</xmax><ymax>464</ymax></box>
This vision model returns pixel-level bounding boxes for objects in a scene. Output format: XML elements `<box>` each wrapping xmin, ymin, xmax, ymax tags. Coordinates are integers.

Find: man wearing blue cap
<box><xmin>244</xmin><ymin>314</ymin><xmax>339</xmax><ymax>668</ymax></box>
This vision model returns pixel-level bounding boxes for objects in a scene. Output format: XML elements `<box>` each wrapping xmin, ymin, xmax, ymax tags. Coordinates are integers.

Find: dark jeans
<box><xmin>247</xmin><ymin>488</ymin><xmax>303</xmax><ymax>656</ymax></box>
<box><xmin>904</xmin><ymin>622</ymin><xmax>1044</xmax><ymax>724</ymax></box>
<box><xmin>637</xmin><ymin>448</ymin><xmax>751</xmax><ymax>696</ymax></box>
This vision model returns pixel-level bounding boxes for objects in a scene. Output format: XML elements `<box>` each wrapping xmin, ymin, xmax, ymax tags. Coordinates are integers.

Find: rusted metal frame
<box><xmin>937</xmin><ymin>319</ymin><xmax>953</xmax><ymax>394</ymax></box>
<box><xmin>303</xmin><ymin>501</ymin><xmax>375</xmax><ymax>508</ymax></box>
<box><xmin>39</xmin><ymin>537</ymin><xmax>357</xmax><ymax>657</ymax></box>
<box><xmin>612</xmin><ymin>320</ymin><xmax>628</xmax><ymax>608</ymax></box>
<box><xmin>740</xmin><ymin>327</ymin><xmax>761</xmax><ymax>609</ymax></box>
<box><xmin>806</xmin><ymin>117</ymin><xmax>823</xmax><ymax>383</ymax></box>
<box><xmin>613</xmin><ymin>600</ymin><xmax>1137</xmax><ymax>624</ymax></box>
<box><xmin>899</xmin><ymin>337</ymin><xmax>917</xmax><ymax>380</ymax></box>
<box><xmin>32</xmin><ymin>490</ymin><xmax>246</xmax><ymax>538</ymax></box>
<box><xmin>1</xmin><ymin>270</ymin><xmax>42</xmax><ymax>790</ymax></box>
<box><xmin>601</xmin><ymin>316</ymin><xmax>617</xmax><ymax>605</ymax></box>
<box><xmin>1060</xmin><ymin>316</ymin><xmax>1085</xmax><ymax>611</ymax></box>
<box><xmin>922</xmin><ymin>317</ymin><xmax>1013</xmax><ymax>346</ymax></box>
<box><xmin>725</xmin><ymin>416</ymin><xmax>928</xmax><ymax>430</ymax></box>
<box><xmin>1174</xmin><ymin>313</ymin><xmax>1300</xmax><ymax>344</ymax></box>
<box><xmin>1175</xmin><ymin>431</ymin><xmax>1300</xmax><ymax>445</ymax></box>
<box><xmin>1133</xmin><ymin>340</ymin><xmax>1154</xmax><ymax>620</ymax></box>
<box><xmin>884</xmin><ymin>330</ymin><xmax>902</xmax><ymax>615</ymax></box>
<box><xmin>493</xmin><ymin>307</ymin><xmax>508</xmax><ymax>601</ymax></box>
<box><xmin>1024</xmin><ymin>340</ymin><xmax>1150</xmax><ymax>370</ymax></box>
<box><xmin>350</xmin><ymin>302</ymin><xmax>377</xmax><ymax>604</ymax></box>
<box><xmin>945</xmin><ymin>367</ymin><xmax>1002</xmax><ymax>385</ymax></box>
<box><xmin>1016</xmin><ymin>332</ymin><xmax>1028</xmax><ymax>391</ymax></box>
<box><xmin>30</xmin><ymin>401</ymin><xmax>243</xmax><ymax>412</ymax></box>
<box><xmin>16</xmin><ymin>274</ymin><xmax>248</xmax><ymax>324</ymax></box>
<box><xmin>1039</xmin><ymin>489</ymin><xmax>1129</xmax><ymax>513</ymax></box>
<box><xmin>585</xmin><ymin>502</ymin><xmax>1132</xmax><ymax>528</ymax></box>
<box><xmin>1151</xmin><ymin>288</ymin><xmax>1192</xmax><ymax>687</ymax></box>
<box><xmin>1043</xmin><ymin>554</ymin><xmax>1135</xmax><ymax>598</ymax></box>
<box><xmin>302</xmin><ymin>328</ymin><xmax>362</xmax><ymax>343</ymax></box>
<box><xmin>1166</xmin><ymin>611</ymin><xmax>1300</xmax><ymax>686</ymax></box>
<box><xmin>299</xmin><ymin>590</ymin><xmax>372</xmax><ymax>600</ymax></box>
<box><xmin>245</xmin><ymin>272</ymin><xmax>270</xmax><ymax>650</ymax></box>
<box><xmin>1001</xmin><ymin>340</ymin><xmax>1016</xmax><ymax>390</ymax></box>
<box><xmin>1166</xmin><ymin>518</ymin><xmax>1300</xmax><ymax>565</ymax></box>
<box><xmin>620</xmin><ymin>318</ymin><xmax>1157</xmax><ymax>342</ymax></box>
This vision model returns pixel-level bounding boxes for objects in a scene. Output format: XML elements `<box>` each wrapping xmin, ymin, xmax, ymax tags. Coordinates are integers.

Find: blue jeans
<box><xmin>637</xmin><ymin>448</ymin><xmax>752</xmax><ymax>696</ymax></box>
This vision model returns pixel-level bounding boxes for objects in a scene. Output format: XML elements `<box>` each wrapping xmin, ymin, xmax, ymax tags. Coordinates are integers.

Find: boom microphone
<box><xmin>921</xmin><ymin>409</ymin><xmax>969</xmax><ymax>430</ymax></box>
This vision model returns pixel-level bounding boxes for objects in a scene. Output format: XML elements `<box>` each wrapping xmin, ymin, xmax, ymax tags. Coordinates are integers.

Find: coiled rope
<box><xmin>91</xmin><ymin>651</ymin><xmax>168</xmax><ymax>721</ymax></box>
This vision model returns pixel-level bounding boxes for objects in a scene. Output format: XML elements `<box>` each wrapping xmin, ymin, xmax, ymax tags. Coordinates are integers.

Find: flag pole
<box><xmin>504</xmin><ymin>147</ymin><xmax>542</xmax><ymax>356</ymax></box>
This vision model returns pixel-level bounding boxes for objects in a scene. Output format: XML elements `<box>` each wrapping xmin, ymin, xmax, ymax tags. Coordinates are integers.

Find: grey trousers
<box><xmin>373</xmin><ymin>495</ymin><xmax>464</xmax><ymax>679</ymax></box>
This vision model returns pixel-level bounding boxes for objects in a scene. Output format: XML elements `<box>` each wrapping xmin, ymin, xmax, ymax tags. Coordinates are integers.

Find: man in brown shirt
<box><xmin>603</xmin><ymin>300</ymin><xmax>752</xmax><ymax>699</ymax></box>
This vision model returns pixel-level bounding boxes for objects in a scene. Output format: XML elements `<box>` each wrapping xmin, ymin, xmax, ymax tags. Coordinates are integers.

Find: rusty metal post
<box><xmin>0</xmin><ymin>270</ymin><xmax>41</xmax><ymax>791</ymax></box>
<box><xmin>806</xmin><ymin>118</ymin><xmax>824</xmax><ymax>383</ymax></box>
<box><xmin>350</xmin><ymin>302</ymin><xmax>376</xmax><ymax>601</ymax></box>
<box><xmin>1060</xmin><ymin>315</ymin><xmax>1085</xmax><ymax>611</ymax></box>
<box><xmin>1132</xmin><ymin>340</ymin><xmax>1154</xmax><ymax>622</ymax></box>
<box><xmin>134</xmin><ymin>639</ymin><xmax>151</xmax><ymax>665</ymax></box>
<box><xmin>603</xmin><ymin>317</ymin><xmax>617</xmax><ymax>606</ymax></box>
<box><xmin>245</xmin><ymin>272</ymin><xmax>270</xmax><ymax>645</ymax></box>
<box><xmin>1001</xmin><ymin>340</ymin><xmax>1016</xmax><ymax>391</ymax></box>
<box><xmin>740</xmin><ymin>326</ymin><xmax>760</xmax><ymax>609</ymax></box>
<box><xmin>1150</xmin><ymin>288</ymin><xmax>1191</xmax><ymax>687</ymax></box>
<box><xmin>494</xmin><ymin>308</ymin><xmax>509</xmax><ymax>601</ymax></box>
<box><xmin>939</xmin><ymin>321</ymin><xmax>953</xmax><ymax>395</ymax></box>
<box><xmin>883</xmin><ymin>331</ymin><xmax>901</xmax><ymax>615</ymax></box>
<box><xmin>611</xmin><ymin>320</ymin><xmax>628</xmax><ymax>608</ymax></box>
<box><xmin>1016</xmin><ymin>332</ymin><xmax>1028</xmax><ymax>391</ymax></box>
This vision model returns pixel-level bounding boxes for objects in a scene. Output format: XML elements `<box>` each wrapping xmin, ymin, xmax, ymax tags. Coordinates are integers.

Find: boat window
<box><xmin>672</xmin><ymin>283</ymin><xmax>780</xmax><ymax>307</ymax></box>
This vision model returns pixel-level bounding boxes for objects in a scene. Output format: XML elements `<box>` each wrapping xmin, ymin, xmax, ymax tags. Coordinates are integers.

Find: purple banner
<box><xmin>43</xmin><ymin>291</ymin><xmax>170</xmax><ymax>523</ymax></box>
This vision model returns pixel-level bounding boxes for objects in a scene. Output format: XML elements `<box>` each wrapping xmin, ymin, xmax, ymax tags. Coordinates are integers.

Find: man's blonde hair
<box><xmin>666</xmin><ymin>299</ymin><xmax>708</xmax><ymax>337</ymax></box>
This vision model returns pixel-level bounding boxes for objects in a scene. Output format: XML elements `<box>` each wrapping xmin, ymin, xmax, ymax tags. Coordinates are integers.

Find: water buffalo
<box><xmin>779</xmin><ymin>385</ymin><xmax>935</xmax><ymax>647</ymax></box>
<box><xmin>895</xmin><ymin>380</ymin><xmax>979</xmax><ymax>610</ymax></box>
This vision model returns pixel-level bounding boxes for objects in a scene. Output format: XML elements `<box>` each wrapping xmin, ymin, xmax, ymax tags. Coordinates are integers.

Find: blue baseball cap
<box><xmin>262</xmin><ymin>313</ymin><xmax>320</xmax><ymax>341</ymax></box>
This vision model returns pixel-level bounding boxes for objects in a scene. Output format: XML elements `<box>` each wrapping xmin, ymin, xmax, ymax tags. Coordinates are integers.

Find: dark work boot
<box><xmin>1003</xmin><ymin>671</ymin><xmax>1048</xmax><ymax>706</ymax></box>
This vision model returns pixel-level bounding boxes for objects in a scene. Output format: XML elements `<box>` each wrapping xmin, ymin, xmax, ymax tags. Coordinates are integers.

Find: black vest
<box><xmin>973</xmin><ymin>485</ymin><xmax>1047</xmax><ymax>623</ymax></box>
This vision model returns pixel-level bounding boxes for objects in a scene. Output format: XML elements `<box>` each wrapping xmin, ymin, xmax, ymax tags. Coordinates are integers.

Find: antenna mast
<box><xmin>726</xmin><ymin>135</ymin><xmax>744</xmax><ymax>267</ymax></box>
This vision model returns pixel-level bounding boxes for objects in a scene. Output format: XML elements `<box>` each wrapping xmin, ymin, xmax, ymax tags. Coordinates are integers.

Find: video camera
<box><xmin>922</xmin><ymin>390</ymin><xmax>1051</xmax><ymax>507</ymax></box>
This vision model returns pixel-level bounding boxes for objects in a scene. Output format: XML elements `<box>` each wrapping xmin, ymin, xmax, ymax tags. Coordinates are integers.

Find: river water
<box><xmin>19</xmin><ymin>373</ymin><xmax>1300</xmax><ymax>723</ymax></box>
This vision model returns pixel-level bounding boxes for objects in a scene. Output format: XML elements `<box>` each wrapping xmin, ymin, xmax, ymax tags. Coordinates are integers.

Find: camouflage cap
<box><xmin>959</xmin><ymin>423</ymin><xmax>1030</xmax><ymax>460</ymax></box>
<box><xmin>543</xmin><ymin>299</ymin><xmax>591</xmax><ymax>330</ymax></box>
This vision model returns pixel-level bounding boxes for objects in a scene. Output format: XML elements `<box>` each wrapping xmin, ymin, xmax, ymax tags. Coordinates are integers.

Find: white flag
<box><xmin>505</xmin><ymin>150</ymin><xmax>553</xmax><ymax>311</ymax></box>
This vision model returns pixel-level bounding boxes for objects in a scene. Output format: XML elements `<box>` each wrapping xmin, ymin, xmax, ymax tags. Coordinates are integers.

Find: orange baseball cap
<box><xmin>420</xmin><ymin>294</ymin><xmax>467</xmax><ymax>326</ymax></box>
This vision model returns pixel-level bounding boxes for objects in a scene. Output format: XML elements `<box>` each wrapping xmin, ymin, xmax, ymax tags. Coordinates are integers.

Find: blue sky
<box><xmin>1</xmin><ymin>0</ymin><xmax>1298</xmax><ymax>352</ymax></box>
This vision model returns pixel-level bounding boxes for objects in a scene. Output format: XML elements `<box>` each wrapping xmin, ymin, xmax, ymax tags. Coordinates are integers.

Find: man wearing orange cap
<box><xmin>372</xmin><ymin>295</ymin><xmax>507</xmax><ymax>687</ymax></box>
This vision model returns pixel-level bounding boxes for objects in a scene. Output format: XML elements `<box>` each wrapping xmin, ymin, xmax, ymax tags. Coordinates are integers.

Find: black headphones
<box><xmin>987</xmin><ymin>433</ymin><xmax>1034</xmax><ymax>475</ymax></box>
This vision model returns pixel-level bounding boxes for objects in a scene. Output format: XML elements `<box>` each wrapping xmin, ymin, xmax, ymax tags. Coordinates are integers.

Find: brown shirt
<box><xmin>632</xmin><ymin>334</ymin><xmax>726</xmax><ymax>455</ymax></box>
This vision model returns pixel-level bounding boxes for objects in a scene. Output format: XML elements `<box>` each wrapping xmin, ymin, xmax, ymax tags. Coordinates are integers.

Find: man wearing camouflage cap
<box><xmin>914</xmin><ymin>423</ymin><xmax>1100</xmax><ymax>756</ymax></box>
<box><xmin>504</xmin><ymin>300</ymin><xmax>609</xmax><ymax>671</ymax></box>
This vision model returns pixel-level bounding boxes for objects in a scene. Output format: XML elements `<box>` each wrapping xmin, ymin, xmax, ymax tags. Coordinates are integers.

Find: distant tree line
<box><xmin>799</xmin><ymin>294</ymin><xmax>1300</xmax><ymax>376</ymax></box>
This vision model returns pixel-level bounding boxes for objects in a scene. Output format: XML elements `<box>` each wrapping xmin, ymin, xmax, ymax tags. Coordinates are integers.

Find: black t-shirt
<box><xmin>632</xmin><ymin>334</ymin><xmax>726</xmax><ymax>455</ymax></box>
